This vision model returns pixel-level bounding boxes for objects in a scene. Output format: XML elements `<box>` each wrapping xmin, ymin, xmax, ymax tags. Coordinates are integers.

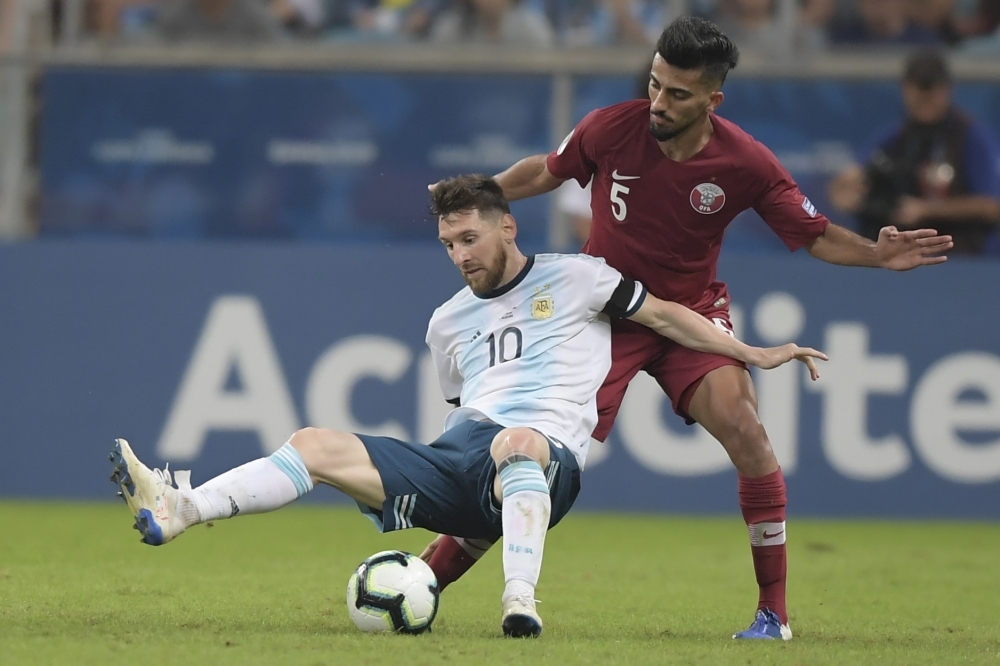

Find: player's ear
<box><xmin>708</xmin><ymin>90</ymin><xmax>724</xmax><ymax>113</ymax></box>
<box><xmin>500</xmin><ymin>213</ymin><xmax>517</xmax><ymax>242</ymax></box>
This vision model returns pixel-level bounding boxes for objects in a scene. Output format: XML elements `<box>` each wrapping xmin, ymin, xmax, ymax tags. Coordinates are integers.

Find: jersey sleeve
<box><xmin>601</xmin><ymin>277</ymin><xmax>648</xmax><ymax>319</ymax></box>
<box><xmin>751</xmin><ymin>143</ymin><xmax>830</xmax><ymax>252</ymax></box>
<box><xmin>425</xmin><ymin>317</ymin><xmax>462</xmax><ymax>405</ymax></box>
<box><xmin>578</xmin><ymin>255</ymin><xmax>647</xmax><ymax>319</ymax></box>
<box><xmin>547</xmin><ymin>109</ymin><xmax>601</xmax><ymax>188</ymax></box>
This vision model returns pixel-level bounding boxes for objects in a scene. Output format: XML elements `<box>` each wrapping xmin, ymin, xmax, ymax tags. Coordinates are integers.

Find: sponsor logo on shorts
<box><xmin>393</xmin><ymin>494</ymin><xmax>417</xmax><ymax>529</ymax></box>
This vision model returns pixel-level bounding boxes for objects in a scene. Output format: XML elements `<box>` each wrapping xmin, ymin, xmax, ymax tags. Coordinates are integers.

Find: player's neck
<box><xmin>656</xmin><ymin>114</ymin><xmax>714</xmax><ymax>162</ymax></box>
<box><xmin>498</xmin><ymin>248</ymin><xmax>529</xmax><ymax>289</ymax></box>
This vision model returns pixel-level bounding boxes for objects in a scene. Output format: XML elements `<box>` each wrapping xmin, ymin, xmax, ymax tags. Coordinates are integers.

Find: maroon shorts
<box><xmin>593</xmin><ymin>306</ymin><xmax>747</xmax><ymax>442</ymax></box>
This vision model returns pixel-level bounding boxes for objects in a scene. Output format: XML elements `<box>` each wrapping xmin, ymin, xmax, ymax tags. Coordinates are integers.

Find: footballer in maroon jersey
<box><xmin>552</xmin><ymin>98</ymin><xmax>828</xmax><ymax>311</ymax></box>
<box><xmin>550</xmin><ymin>99</ymin><xmax>833</xmax><ymax>435</ymax></box>
<box><xmin>423</xmin><ymin>16</ymin><xmax>953</xmax><ymax>641</ymax></box>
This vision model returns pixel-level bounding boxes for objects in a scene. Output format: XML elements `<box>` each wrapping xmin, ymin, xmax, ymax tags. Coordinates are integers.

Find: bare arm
<box><xmin>806</xmin><ymin>222</ymin><xmax>953</xmax><ymax>270</ymax></box>
<box><xmin>806</xmin><ymin>222</ymin><xmax>880</xmax><ymax>266</ymax></box>
<box><xmin>493</xmin><ymin>154</ymin><xmax>565</xmax><ymax>202</ymax></box>
<box><xmin>627</xmin><ymin>294</ymin><xmax>826</xmax><ymax>379</ymax></box>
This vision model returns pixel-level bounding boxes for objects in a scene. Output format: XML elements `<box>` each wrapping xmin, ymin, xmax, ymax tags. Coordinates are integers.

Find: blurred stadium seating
<box><xmin>0</xmin><ymin>0</ymin><xmax>997</xmax><ymax>250</ymax></box>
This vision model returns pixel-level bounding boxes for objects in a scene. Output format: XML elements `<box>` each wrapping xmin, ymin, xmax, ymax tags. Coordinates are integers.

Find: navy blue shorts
<box><xmin>356</xmin><ymin>420</ymin><xmax>581</xmax><ymax>541</ymax></box>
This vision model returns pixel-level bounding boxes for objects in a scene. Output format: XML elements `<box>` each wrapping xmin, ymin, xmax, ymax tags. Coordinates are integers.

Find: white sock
<box><xmin>498</xmin><ymin>459</ymin><xmax>551</xmax><ymax>592</ymax></box>
<box><xmin>181</xmin><ymin>442</ymin><xmax>314</xmax><ymax>527</ymax></box>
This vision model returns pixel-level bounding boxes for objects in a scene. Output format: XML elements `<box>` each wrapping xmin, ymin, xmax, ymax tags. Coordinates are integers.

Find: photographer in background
<box><xmin>828</xmin><ymin>49</ymin><xmax>1000</xmax><ymax>255</ymax></box>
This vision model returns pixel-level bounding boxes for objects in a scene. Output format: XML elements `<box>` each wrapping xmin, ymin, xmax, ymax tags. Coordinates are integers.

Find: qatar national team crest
<box><xmin>690</xmin><ymin>183</ymin><xmax>726</xmax><ymax>214</ymax></box>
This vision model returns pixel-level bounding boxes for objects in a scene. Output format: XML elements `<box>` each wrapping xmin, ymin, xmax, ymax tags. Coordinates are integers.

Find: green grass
<box><xmin>1</xmin><ymin>502</ymin><xmax>999</xmax><ymax>665</ymax></box>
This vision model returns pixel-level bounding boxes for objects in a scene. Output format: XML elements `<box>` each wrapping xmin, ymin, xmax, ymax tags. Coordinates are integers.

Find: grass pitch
<box><xmin>1</xmin><ymin>502</ymin><xmax>998</xmax><ymax>665</ymax></box>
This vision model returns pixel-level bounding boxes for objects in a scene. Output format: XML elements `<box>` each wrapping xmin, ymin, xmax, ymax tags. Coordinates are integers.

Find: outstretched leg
<box><xmin>110</xmin><ymin>427</ymin><xmax>385</xmax><ymax>546</ymax></box>
<box><xmin>491</xmin><ymin>427</ymin><xmax>552</xmax><ymax>638</ymax></box>
<box><xmin>686</xmin><ymin>365</ymin><xmax>792</xmax><ymax>641</ymax></box>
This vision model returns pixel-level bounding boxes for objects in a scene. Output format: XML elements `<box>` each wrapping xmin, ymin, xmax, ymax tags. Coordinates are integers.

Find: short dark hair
<box><xmin>430</xmin><ymin>174</ymin><xmax>510</xmax><ymax>220</ymax></box>
<box><xmin>903</xmin><ymin>49</ymin><xmax>951</xmax><ymax>89</ymax></box>
<box><xmin>655</xmin><ymin>17</ymin><xmax>739</xmax><ymax>87</ymax></box>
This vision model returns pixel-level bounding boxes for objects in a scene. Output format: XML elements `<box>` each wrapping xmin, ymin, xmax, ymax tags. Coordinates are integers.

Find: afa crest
<box><xmin>531</xmin><ymin>293</ymin><xmax>554</xmax><ymax>320</ymax></box>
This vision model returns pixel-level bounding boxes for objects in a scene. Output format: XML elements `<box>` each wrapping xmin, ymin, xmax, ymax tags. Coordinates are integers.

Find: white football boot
<box><xmin>501</xmin><ymin>584</ymin><xmax>543</xmax><ymax>638</ymax></box>
<box><xmin>109</xmin><ymin>438</ymin><xmax>189</xmax><ymax>546</ymax></box>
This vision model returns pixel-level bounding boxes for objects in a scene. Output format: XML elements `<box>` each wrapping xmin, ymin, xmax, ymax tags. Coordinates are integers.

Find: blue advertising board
<box><xmin>39</xmin><ymin>68</ymin><xmax>553</xmax><ymax>243</ymax></box>
<box><xmin>1</xmin><ymin>242</ymin><xmax>998</xmax><ymax>519</ymax></box>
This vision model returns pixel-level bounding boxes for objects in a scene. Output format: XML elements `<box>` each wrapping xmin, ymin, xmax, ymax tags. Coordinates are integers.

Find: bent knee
<box><xmin>716</xmin><ymin>414</ymin><xmax>768</xmax><ymax>454</ymax></box>
<box><xmin>289</xmin><ymin>427</ymin><xmax>353</xmax><ymax>473</ymax></box>
<box><xmin>718</xmin><ymin>414</ymin><xmax>774</xmax><ymax>470</ymax></box>
<box><xmin>731</xmin><ymin>414</ymin><xmax>767</xmax><ymax>444</ymax></box>
<box><xmin>490</xmin><ymin>427</ymin><xmax>549</xmax><ymax>464</ymax></box>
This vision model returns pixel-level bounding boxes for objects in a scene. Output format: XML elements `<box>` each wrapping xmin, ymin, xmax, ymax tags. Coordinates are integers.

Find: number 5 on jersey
<box><xmin>610</xmin><ymin>183</ymin><xmax>630</xmax><ymax>221</ymax></box>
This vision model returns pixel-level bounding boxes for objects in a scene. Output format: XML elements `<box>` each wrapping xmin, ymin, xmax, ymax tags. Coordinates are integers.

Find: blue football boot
<box><xmin>733</xmin><ymin>608</ymin><xmax>792</xmax><ymax>640</ymax></box>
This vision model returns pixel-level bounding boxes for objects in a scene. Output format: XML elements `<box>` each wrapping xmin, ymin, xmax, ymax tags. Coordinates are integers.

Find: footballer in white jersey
<box><xmin>427</xmin><ymin>252</ymin><xmax>645</xmax><ymax>470</ymax></box>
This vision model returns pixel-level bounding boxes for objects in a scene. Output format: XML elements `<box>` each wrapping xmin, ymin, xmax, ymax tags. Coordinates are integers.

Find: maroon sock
<box><xmin>738</xmin><ymin>468</ymin><xmax>788</xmax><ymax>624</ymax></box>
<box><xmin>427</xmin><ymin>536</ymin><xmax>486</xmax><ymax>591</ymax></box>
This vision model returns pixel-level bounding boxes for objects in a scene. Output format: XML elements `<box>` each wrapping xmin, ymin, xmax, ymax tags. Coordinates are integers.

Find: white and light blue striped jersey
<box><xmin>425</xmin><ymin>253</ymin><xmax>646</xmax><ymax>469</ymax></box>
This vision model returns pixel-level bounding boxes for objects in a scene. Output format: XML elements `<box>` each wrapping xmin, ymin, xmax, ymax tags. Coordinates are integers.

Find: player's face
<box><xmin>647</xmin><ymin>54</ymin><xmax>723</xmax><ymax>142</ymax></box>
<box><xmin>438</xmin><ymin>209</ymin><xmax>509</xmax><ymax>295</ymax></box>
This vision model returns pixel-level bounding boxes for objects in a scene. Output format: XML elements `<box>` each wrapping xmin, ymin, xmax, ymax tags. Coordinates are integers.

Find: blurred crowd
<box><xmin>63</xmin><ymin>0</ymin><xmax>1000</xmax><ymax>54</ymax></box>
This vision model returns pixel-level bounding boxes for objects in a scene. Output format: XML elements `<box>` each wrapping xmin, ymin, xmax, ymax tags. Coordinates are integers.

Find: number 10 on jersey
<box><xmin>487</xmin><ymin>327</ymin><xmax>523</xmax><ymax>367</ymax></box>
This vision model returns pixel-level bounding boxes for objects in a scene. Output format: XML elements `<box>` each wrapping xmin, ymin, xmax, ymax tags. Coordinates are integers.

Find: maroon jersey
<box><xmin>547</xmin><ymin>99</ymin><xmax>830</xmax><ymax>311</ymax></box>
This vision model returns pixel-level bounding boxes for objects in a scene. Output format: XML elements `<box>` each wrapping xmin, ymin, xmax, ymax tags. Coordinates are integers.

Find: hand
<box><xmin>875</xmin><ymin>225</ymin><xmax>953</xmax><ymax>271</ymax></box>
<box><xmin>751</xmin><ymin>344</ymin><xmax>828</xmax><ymax>381</ymax></box>
<box><xmin>419</xmin><ymin>534</ymin><xmax>446</xmax><ymax>563</ymax></box>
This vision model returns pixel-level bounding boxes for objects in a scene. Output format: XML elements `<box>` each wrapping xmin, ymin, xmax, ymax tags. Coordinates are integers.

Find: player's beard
<box><xmin>649</xmin><ymin>113</ymin><xmax>698</xmax><ymax>142</ymax></box>
<box><xmin>463</xmin><ymin>243</ymin><xmax>508</xmax><ymax>296</ymax></box>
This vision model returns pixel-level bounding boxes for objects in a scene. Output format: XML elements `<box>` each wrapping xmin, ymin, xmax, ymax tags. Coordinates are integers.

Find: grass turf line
<box><xmin>1</xmin><ymin>501</ymin><xmax>998</xmax><ymax>665</ymax></box>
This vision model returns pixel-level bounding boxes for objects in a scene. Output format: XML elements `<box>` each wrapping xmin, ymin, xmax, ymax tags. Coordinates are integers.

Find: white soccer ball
<box><xmin>346</xmin><ymin>550</ymin><xmax>440</xmax><ymax>634</ymax></box>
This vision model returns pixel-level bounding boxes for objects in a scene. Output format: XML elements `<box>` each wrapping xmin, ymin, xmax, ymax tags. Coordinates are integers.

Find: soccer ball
<box><xmin>346</xmin><ymin>550</ymin><xmax>440</xmax><ymax>634</ymax></box>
